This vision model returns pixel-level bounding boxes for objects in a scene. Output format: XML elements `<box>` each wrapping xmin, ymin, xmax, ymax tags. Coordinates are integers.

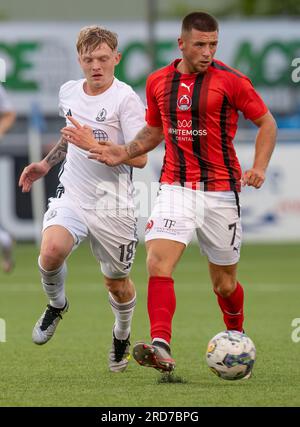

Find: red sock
<box><xmin>215</xmin><ymin>282</ymin><xmax>244</xmax><ymax>332</ymax></box>
<box><xmin>147</xmin><ymin>276</ymin><xmax>176</xmax><ymax>344</ymax></box>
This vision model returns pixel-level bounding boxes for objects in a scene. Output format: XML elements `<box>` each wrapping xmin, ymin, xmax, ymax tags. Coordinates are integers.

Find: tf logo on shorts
<box><xmin>163</xmin><ymin>218</ymin><xmax>176</xmax><ymax>229</ymax></box>
<box><xmin>145</xmin><ymin>220</ymin><xmax>154</xmax><ymax>234</ymax></box>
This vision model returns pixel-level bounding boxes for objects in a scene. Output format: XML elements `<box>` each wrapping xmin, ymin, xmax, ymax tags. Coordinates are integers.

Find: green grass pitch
<box><xmin>0</xmin><ymin>242</ymin><xmax>299</xmax><ymax>407</ymax></box>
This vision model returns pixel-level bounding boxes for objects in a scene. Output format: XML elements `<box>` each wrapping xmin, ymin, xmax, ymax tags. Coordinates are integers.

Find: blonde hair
<box><xmin>76</xmin><ymin>25</ymin><xmax>118</xmax><ymax>54</ymax></box>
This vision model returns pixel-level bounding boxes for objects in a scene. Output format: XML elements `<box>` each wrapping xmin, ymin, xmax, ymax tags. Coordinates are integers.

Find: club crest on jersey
<box><xmin>177</xmin><ymin>94</ymin><xmax>192</xmax><ymax>111</ymax></box>
<box><xmin>96</xmin><ymin>108</ymin><xmax>107</xmax><ymax>122</ymax></box>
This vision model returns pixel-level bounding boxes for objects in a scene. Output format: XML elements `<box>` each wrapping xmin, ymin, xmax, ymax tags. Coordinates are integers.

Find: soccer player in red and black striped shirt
<box><xmin>76</xmin><ymin>12</ymin><xmax>277</xmax><ymax>373</ymax></box>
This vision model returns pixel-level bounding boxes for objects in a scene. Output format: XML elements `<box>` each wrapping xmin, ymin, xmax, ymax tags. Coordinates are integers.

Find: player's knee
<box><xmin>214</xmin><ymin>280</ymin><xmax>236</xmax><ymax>298</ymax></box>
<box><xmin>40</xmin><ymin>242</ymin><xmax>67</xmax><ymax>270</ymax></box>
<box><xmin>147</xmin><ymin>252</ymin><xmax>172</xmax><ymax>276</ymax></box>
<box><xmin>105</xmin><ymin>277</ymin><xmax>130</xmax><ymax>299</ymax></box>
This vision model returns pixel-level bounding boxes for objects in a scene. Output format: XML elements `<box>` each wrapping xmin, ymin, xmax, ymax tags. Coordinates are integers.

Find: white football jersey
<box><xmin>58</xmin><ymin>78</ymin><xmax>146</xmax><ymax>209</ymax></box>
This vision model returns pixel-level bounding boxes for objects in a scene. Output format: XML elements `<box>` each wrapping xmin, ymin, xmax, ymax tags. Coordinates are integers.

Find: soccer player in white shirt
<box><xmin>0</xmin><ymin>84</ymin><xmax>16</xmax><ymax>273</ymax></box>
<box><xmin>18</xmin><ymin>26</ymin><xmax>147</xmax><ymax>372</ymax></box>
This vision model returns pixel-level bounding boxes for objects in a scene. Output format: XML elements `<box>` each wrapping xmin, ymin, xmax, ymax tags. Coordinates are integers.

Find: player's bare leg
<box><xmin>105</xmin><ymin>276</ymin><xmax>136</xmax><ymax>372</ymax></box>
<box><xmin>32</xmin><ymin>226</ymin><xmax>74</xmax><ymax>345</ymax></box>
<box><xmin>133</xmin><ymin>239</ymin><xmax>185</xmax><ymax>372</ymax></box>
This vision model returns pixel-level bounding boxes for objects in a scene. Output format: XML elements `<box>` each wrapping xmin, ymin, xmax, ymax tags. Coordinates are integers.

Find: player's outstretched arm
<box><xmin>88</xmin><ymin>125</ymin><xmax>163</xmax><ymax>166</ymax></box>
<box><xmin>62</xmin><ymin>116</ymin><xmax>149</xmax><ymax>168</ymax></box>
<box><xmin>242</xmin><ymin>111</ymin><xmax>277</xmax><ymax>189</ymax></box>
<box><xmin>18</xmin><ymin>136</ymin><xmax>68</xmax><ymax>193</ymax></box>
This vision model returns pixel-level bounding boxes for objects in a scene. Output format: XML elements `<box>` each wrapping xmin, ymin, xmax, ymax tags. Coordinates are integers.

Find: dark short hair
<box><xmin>182</xmin><ymin>12</ymin><xmax>219</xmax><ymax>33</ymax></box>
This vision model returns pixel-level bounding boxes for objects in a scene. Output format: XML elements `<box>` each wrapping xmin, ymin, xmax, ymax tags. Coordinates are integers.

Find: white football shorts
<box><xmin>43</xmin><ymin>193</ymin><xmax>138</xmax><ymax>278</ymax></box>
<box><xmin>145</xmin><ymin>184</ymin><xmax>242</xmax><ymax>266</ymax></box>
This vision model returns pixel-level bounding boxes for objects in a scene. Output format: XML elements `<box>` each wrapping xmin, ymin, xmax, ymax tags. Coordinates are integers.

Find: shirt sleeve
<box><xmin>119</xmin><ymin>91</ymin><xmax>146</xmax><ymax>143</ymax></box>
<box><xmin>145</xmin><ymin>75</ymin><xmax>163</xmax><ymax>127</ymax></box>
<box><xmin>233</xmin><ymin>77</ymin><xmax>268</xmax><ymax>121</ymax></box>
<box><xmin>0</xmin><ymin>85</ymin><xmax>13</xmax><ymax>112</ymax></box>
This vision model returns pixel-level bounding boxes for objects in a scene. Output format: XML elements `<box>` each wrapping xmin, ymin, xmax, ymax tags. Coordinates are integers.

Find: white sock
<box><xmin>38</xmin><ymin>256</ymin><xmax>67</xmax><ymax>309</ymax></box>
<box><xmin>109</xmin><ymin>292</ymin><xmax>136</xmax><ymax>340</ymax></box>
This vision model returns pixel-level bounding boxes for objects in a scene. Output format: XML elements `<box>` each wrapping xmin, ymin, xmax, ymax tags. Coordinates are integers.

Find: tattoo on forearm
<box><xmin>126</xmin><ymin>126</ymin><xmax>161</xmax><ymax>158</ymax></box>
<box><xmin>126</xmin><ymin>141</ymin><xmax>143</xmax><ymax>158</ymax></box>
<box><xmin>45</xmin><ymin>137</ymin><xmax>68</xmax><ymax>168</ymax></box>
<box><xmin>136</xmin><ymin>127</ymin><xmax>154</xmax><ymax>140</ymax></box>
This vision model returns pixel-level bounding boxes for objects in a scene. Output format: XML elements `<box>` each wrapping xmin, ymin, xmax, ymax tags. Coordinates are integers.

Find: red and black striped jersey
<box><xmin>146</xmin><ymin>58</ymin><xmax>268</xmax><ymax>192</ymax></box>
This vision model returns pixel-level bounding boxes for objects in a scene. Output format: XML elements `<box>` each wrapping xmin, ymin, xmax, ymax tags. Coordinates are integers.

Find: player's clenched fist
<box><xmin>241</xmin><ymin>168</ymin><xmax>265</xmax><ymax>189</ymax></box>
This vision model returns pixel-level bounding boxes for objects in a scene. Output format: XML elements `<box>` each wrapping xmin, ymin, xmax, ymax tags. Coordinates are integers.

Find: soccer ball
<box><xmin>206</xmin><ymin>330</ymin><xmax>256</xmax><ymax>380</ymax></box>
